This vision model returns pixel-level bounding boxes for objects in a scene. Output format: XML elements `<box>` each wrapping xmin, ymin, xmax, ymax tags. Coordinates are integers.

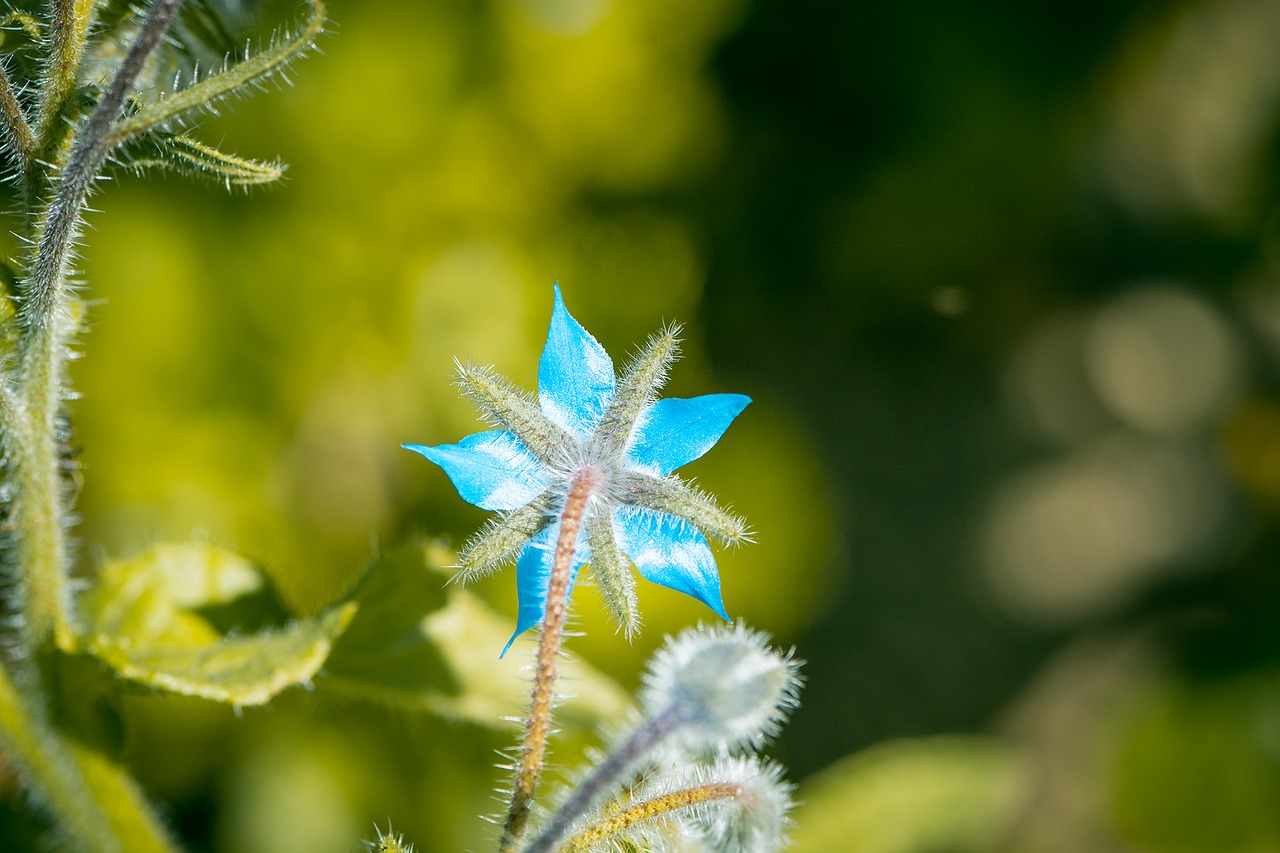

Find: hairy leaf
<box><xmin>77</xmin><ymin>542</ymin><xmax>355</xmax><ymax>706</ymax></box>
<box><xmin>123</xmin><ymin>133</ymin><xmax>285</xmax><ymax>188</ymax></box>
<box><xmin>88</xmin><ymin>604</ymin><xmax>356</xmax><ymax>706</ymax></box>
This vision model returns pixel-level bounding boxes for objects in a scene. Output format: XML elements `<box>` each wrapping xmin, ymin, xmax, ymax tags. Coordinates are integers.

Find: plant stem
<box><xmin>35</xmin><ymin>0</ymin><xmax>90</xmax><ymax>143</ymax></box>
<box><xmin>13</xmin><ymin>0</ymin><xmax>186</xmax><ymax>654</ymax></box>
<box><xmin>0</xmin><ymin>662</ymin><xmax>117</xmax><ymax>852</ymax></box>
<box><xmin>523</xmin><ymin>705</ymin><xmax>686</xmax><ymax>853</ymax></box>
<box><xmin>499</xmin><ymin>467</ymin><xmax>599</xmax><ymax>853</ymax></box>
<box><xmin>561</xmin><ymin>783</ymin><xmax>744</xmax><ymax>853</ymax></box>
<box><xmin>0</xmin><ymin>60</ymin><xmax>34</xmax><ymax>164</ymax></box>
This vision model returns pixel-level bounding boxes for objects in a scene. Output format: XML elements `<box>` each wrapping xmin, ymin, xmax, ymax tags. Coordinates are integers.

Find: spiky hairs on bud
<box><xmin>640</xmin><ymin>623</ymin><xmax>802</xmax><ymax>754</ymax></box>
<box><xmin>364</xmin><ymin>823</ymin><xmax>414</xmax><ymax>853</ymax></box>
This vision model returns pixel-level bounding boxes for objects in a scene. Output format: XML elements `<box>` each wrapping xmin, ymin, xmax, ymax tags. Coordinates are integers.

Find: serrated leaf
<box><xmin>89</xmin><ymin>603</ymin><xmax>356</xmax><ymax>706</ymax></box>
<box><xmin>77</xmin><ymin>542</ymin><xmax>264</xmax><ymax>645</ymax></box>
<box><xmin>124</xmin><ymin>133</ymin><xmax>285</xmax><ymax>188</ymax></box>
<box><xmin>76</xmin><ymin>542</ymin><xmax>356</xmax><ymax>706</ymax></box>
<box><xmin>322</xmin><ymin>544</ymin><xmax>631</xmax><ymax>727</ymax></box>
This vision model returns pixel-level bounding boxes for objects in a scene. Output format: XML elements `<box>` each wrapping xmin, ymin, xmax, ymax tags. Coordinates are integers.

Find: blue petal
<box><xmin>503</xmin><ymin>523</ymin><xmax>591</xmax><ymax>656</ymax></box>
<box><xmin>404</xmin><ymin>431</ymin><xmax>546</xmax><ymax>511</ymax></box>
<box><xmin>625</xmin><ymin>394</ymin><xmax>751</xmax><ymax>475</ymax></box>
<box><xmin>613</xmin><ymin>507</ymin><xmax>728</xmax><ymax>620</ymax></box>
<box><xmin>538</xmin><ymin>284</ymin><xmax>615</xmax><ymax>438</ymax></box>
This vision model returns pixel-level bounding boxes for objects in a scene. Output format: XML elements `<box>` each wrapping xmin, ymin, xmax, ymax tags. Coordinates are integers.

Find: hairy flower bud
<box><xmin>640</xmin><ymin>623</ymin><xmax>802</xmax><ymax>753</ymax></box>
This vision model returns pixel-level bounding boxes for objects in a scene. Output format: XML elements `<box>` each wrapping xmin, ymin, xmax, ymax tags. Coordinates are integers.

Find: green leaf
<box><xmin>123</xmin><ymin>133</ymin><xmax>286</xmax><ymax>188</ymax></box>
<box><xmin>789</xmin><ymin>736</ymin><xmax>1026</xmax><ymax>853</ymax></box>
<box><xmin>76</xmin><ymin>542</ymin><xmax>356</xmax><ymax>706</ymax></box>
<box><xmin>321</xmin><ymin>544</ymin><xmax>631</xmax><ymax>727</ymax></box>
<box><xmin>89</xmin><ymin>604</ymin><xmax>356</xmax><ymax>706</ymax></box>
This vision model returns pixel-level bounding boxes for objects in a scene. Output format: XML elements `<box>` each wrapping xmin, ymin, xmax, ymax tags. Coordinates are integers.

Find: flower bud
<box><xmin>640</xmin><ymin>623</ymin><xmax>802</xmax><ymax>753</ymax></box>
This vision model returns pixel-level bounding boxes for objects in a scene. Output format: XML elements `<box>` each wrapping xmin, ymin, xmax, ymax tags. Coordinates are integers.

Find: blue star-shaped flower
<box><xmin>405</xmin><ymin>286</ymin><xmax>751</xmax><ymax>653</ymax></box>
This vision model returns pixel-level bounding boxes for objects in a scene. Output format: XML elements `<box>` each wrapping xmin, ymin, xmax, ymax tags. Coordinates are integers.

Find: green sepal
<box><xmin>623</xmin><ymin>472</ymin><xmax>753</xmax><ymax>545</ymax></box>
<box><xmin>595</xmin><ymin>324</ymin><xmax>680</xmax><ymax>456</ymax></box>
<box><xmin>586</xmin><ymin>512</ymin><xmax>640</xmax><ymax>639</ymax></box>
<box><xmin>455</xmin><ymin>361</ymin><xmax>574</xmax><ymax>464</ymax></box>
<box><xmin>456</xmin><ymin>493</ymin><xmax>553</xmax><ymax>583</ymax></box>
<box><xmin>123</xmin><ymin>133</ymin><xmax>285</xmax><ymax>188</ymax></box>
<box><xmin>321</xmin><ymin>544</ymin><xmax>631</xmax><ymax>727</ymax></box>
<box><xmin>74</xmin><ymin>542</ymin><xmax>356</xmax><ymax>706</ymax></box>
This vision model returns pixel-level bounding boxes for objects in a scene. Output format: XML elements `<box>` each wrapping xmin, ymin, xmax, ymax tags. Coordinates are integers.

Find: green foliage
<box><xmin>1112</xmin><ymin>674</ymin><xmax>1280</xmax><ymax>851</ymax></box>
<box><xmin>321</xmin><ymin>544</ymin><xmax>630</xmax><ymax>726</ymax></box>
<box><xmin>788</xmin><ymin>737</ymin><xmax>1025</xmax><ymax>853</ymax></box>
<box><xmin>74</xmin><ymin>543</ymin><xmax>355</xmax><ymax>706</ymax></box>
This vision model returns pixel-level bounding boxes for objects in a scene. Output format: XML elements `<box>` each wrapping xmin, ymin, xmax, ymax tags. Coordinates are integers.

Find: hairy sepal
<box><xmin>586</xmin><ymin>511</ymin><xmax>640</xmax><ymax>638</ymax></box>
<box><xmin>595</xmin><ymin>324</ymin><xmax>680</xmax><ymax>456</ymax></box>
<box><xmin>456</xmin><ymin>494</ymin><xmax>553</xmax><ymax>583</ymax></box>
<box><xmin>624</xmin><ymin>473</ymin><xmax>752</xmax><ymax>546</ymax></box>
<box><xmin>454</xmin><ymin>361</ymin><xmax>573</xmax><ymax>465</ymax></box>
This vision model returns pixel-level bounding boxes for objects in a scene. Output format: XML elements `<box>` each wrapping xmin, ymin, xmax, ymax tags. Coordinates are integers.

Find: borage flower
<box><xmin>405</xmin><ymin>286</ymin><xmax>751</xmax><ymax>653</ymax></box>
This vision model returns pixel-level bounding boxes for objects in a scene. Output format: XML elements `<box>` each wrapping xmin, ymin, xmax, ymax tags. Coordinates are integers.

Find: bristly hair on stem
<box><xmin>0</xmin><ymin>0</ymin><xmax>330</xmax><ymax>848</ymax></box>
<box><xmin>107</xmin><ymin>0</ymin><xmax>327</xmax><ymax>145</ymax></box>
<box><xmin>498</xmin><ymin>468</ymin><xmax>601</xmax><ymax>853</ymax></box>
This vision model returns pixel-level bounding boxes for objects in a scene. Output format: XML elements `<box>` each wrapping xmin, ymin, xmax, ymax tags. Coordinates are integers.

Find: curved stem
<box><xmin>499</xmin><ymin>467</ymin><xmax>599</xmax><ymax>853</ymax></box>
<box><xmin>0</xmin><ymin>661</ymin><xmax>117</xmax><ymax>852</ymax></box>
<box><xmin>523</xmin><ymin>705</ymin><xmax>686</xmax><ymax>853</ymax></box>
<box><xmin>20</xmin><ymin>0</ymin><xmax>186</xmax><ymax>331</ymax></box>
<box><xmin>561</xmin><ymin>783</ymin><xmax>744</xmax><ymax>853</ymax></box>
<box><xmin>0</xmin><ymin>60</ymin><xmax>35</xmax><ymax>164</ymax></box>
<box><xmin>108</xmin><ymin>0</ymin><xmax>326</xmax><ymax>145</ymax></box>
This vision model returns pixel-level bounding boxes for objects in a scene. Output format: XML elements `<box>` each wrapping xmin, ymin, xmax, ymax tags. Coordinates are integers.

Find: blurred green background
<box><xmin>7</xmin><ymin>0</ymin><xmax>1280</xmax><ymax>850</ymax></box>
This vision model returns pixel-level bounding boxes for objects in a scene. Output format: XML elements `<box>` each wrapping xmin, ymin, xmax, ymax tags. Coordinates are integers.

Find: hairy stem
<box><xmin>0</xmin><ymin>662</ymin><xmax>117</xmax><ymax>852</ymax></box>
<box><xmin>523</xmin><ymin>705</ymin><xmax>687</xmax><ymax>853</ymax></box>
<box><xmin>22</xmin><ymin>0</ymin><xmax>185</xmax><ymax>330</ymax></box>
<box><xmin>0</xmin><ymin>60</ymin><xmax>35</xmax><ymax>164</ymax></box>
<box><xmin>34</xmin><ymin>0</ymin><xmax>89</xmax><ymax>142</ymax></box>
<box><xmin>108</xmin><ymin>0</ymin><xmax>326</xmax><ymax>145</ymax></box>
<box><xmin>13</xmin><ymin>0</ymin><xmax>186</xmax><ymax>652</ymax></box>
<box><xmin>499</xmin><ymin>468</ymin><xmax>599</xmax><ymax>853</ymax></box>
<box><xmin>24</xmin><ymin>0</ymin><xmax>94</xmax><ymax>220</ymax></box>
<box><xmin>562</xmin><ymin>783</ymin><xmax>744</xmax><ymax>853</ymax></box>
